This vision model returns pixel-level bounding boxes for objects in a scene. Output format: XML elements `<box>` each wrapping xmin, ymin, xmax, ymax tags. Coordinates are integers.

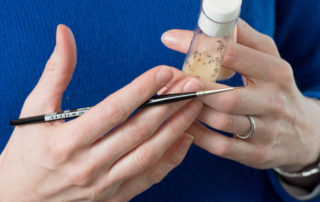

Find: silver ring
<box><xmin>236</xmin><ymin>115</ymin><xmax>256</xmax><ymax>140</ymax></box>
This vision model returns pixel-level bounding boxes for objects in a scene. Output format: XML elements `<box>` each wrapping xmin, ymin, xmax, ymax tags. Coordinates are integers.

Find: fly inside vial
<box><xmin>182</xmin><ymin>0</ymin><xmax>242</xmax><ymax>82</ymax></box>
<box><xmin>183</xmin><ymin>29</ymin><xmax>229</xmax><ymax>82</ymax></box>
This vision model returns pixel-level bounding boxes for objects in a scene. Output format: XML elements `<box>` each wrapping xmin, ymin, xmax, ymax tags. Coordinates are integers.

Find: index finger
<box><xmin>237</xmin><ymin>19</ymin><xmax>280</xmax><ymax>57</ymax></box>
<box><xmin>64</xmin><ymin>66</ymin><xmax>176</xmax><ymax>146</ymax></box>
<box><xmin>200</xmin><ymin>81</ymin><xmax>269</xmax><ymax>115</ymax></box>
<box><xmin>222</xmin><ymin>41</ymin><xmax>283</xmax><ymax>80</ymax></box>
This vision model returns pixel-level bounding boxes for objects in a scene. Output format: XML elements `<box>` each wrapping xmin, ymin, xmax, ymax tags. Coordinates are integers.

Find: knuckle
<box><xmin>87</xmin><ymin>176</ymin><xmax>116</xmax><ymax>200</ymax></box>
<box><xmin>215</xmin><ymin>113</ymin><xmax>233</xmax><ymax>131</ymax></box>
<box><xmin>124</xmin><ymin>122</ymin><xmax>149</xmax><ymax>145</ymax></box>
<box><xmin>167</xmin><ymin>152</ymin><xmax>184</xmax><ymax>167</ymax></box>
<box><xmin>223</xmin><ymin>42</ymin><xmax>239</xmax><ymax>67</ymax></box>
<box><xmin>255</xmin><ymin>35</ymin><xmax>277</xmax><ymax>54</ymax></box>
<box><xmin>133</xmin><ymin>82</ymin><xmax>149</xmax><ymax>99</ymax></box>
<box><xmin>193</xmin><ymin>131</ymin><xmax>204</xmax><ymax>146</ymax></box>
<box><xmin>44</xmin><ymin>56</ymin><xmax>66</xmax><ymax>76</ymax></box>
<box><xmin>265</xmin><ymin>119</ymin><xmax>278</xmax><ymax>137</ymax></box>
<box><xmin>135</xmin><ymin>146</ymin><xmax>158</xmax><ymax>169</ymax></box>
<box><xmin>220</xmin><ymin>92</ymin><xmax>240</xmax><ymax>113</ymax></box>
<box><xmin>86</xmin><ymin>184</ymin><xmax>113</xmax><ymax>201</ymax></box>
<box><xmin>216</xmin><ymin>139</ymin><xmax>232</xmax><ymax>157</ymax></box>
<box><xmin>86</xmin><ymin>188</ymin><xmax>100</xmax><ymax>201</ymax></box>
<box><xmin>45</xmin><ymin>100</ymin><xmax>60</xmax><ymax>112</ymax></box>
<box><xmin>110</xmin><ymin>196</ymin><xmax>126</xmax><ymax>202</ymax></box>
<box><xmin>148</xmin><ymin>170</ymin><xmax>164</xmax><ymax>185</ymax></box>
<box><xmin>167</xmin><ymin>123</ymin><xmax>183</xmax><ymax>137</ymax></box>
<box><xmin>46</xmin><ymin>137</ymin><xmax>73</xmax><ymax>166</ymax></box>
<box><xmin>45</xmin><ymin>57</ymin><xmax>58</xmax><ymax>74</ymax></box>
<box><xmin>274</xmin><ymin>61</ymin><xmax>294</xmax><ymax>86</ymax></box>
<box><xmin>254</xmin><ymin>146</ymin><xmax>269</xmax><ymax>165</ymax></box>
<box><xmin>113</xmin><ymin>183</ymin><xmax>131</xmax><ymax>202</ymax></box>
<box><xmin>69</xmin><ymin>166</ymin><xmax>92</xmax><ymax>186</ymax></box>
<box><xmin>101</xmin><ymin>102</ymin><xmax>128</xmax><ymax>125</ymax></box>
<box><xmin>263</xmin><ymin>35</ymin><xmax>276</xmax><ymax>46</ymax></box>
<box><xmin>268</xmin><ymin>94</ymin><xmax>287</xmax><ymax>115</ymax></box>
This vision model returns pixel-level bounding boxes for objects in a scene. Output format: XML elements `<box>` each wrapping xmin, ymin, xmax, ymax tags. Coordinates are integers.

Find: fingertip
<box><xmin>56</xmin><ymin>24</ymin><xmax>75</xmax><ymax>46</ymax></box>
<box><xmin>183</xmin><ymin>78</ymin><xmax>203</xmax><ymax>92</ymax></box>
<box><xmin>56</xmin><ymin>24</ymin><xmax>73</xmax><ymax>37</ymax></box>
<box><xmin>161</xmin><ymin>30</ymin><xmax>179</xmax><ymax>47</ymax></box>
<box><xmin>162</xmin><ymin>29</ymin><xmax>194</xmax><ymax>54</ymax></box>
<box><xmin>56</xmin><ymin>24</ymin><xmax>68</xmax><ymax>45</ymax></box>
<box><xmin>180</xmin><ymin>133</ymin><xmax>194</xmax><ymax>152</ymax></box>
<box><xmin>157</xmin><ymin>67</ymin><xmax>190</xmax><ymax>95</ymax></box>
<box><xmin>55</xmin><ymin>24</ymin><xmax>77</xmax><ymax>65</ymax></box>
<box><xmin>56</xmin><ymin>24</ymin><xmax>63</xmax><ymax>38</ymax></box>
<box><xmin>160</xmin><ymin>31</ymin><xmax>168</xmax><ymax>43</ymax></box>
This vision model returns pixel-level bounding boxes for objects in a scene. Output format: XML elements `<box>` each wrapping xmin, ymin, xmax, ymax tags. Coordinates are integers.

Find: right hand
<box><xmin>0</xmin><ymin>25</ymin><xmax>203</xmax><ymax>201</ymax></box>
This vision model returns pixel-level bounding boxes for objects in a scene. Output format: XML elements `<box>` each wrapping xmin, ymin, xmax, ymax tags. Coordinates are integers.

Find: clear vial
<box><xmin>182</xmin><ymin>0</ymin><xmax>242</xmax><ymax>82</ymax></box>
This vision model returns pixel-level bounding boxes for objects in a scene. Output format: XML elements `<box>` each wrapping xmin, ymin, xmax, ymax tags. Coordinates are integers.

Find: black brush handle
<box><xmin>10</xmin><ymin>92</ymin><xmax>199</xmax><ymax>126</ymax></box>
<box><xmin>10</xmin><ymin>115</ymin><xmax>44</xmax><ymax>126</ymax></box>
<box><xmin>139</xmin><ymin>92</ymin><xmax>197</xmax><ymax>108</ymax></box>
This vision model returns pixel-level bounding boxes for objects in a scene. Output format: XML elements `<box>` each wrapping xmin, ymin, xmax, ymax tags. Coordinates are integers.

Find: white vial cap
<box><xmin>198</xmin><ymin>0</ymin><xmax>242</xmax><ymax>37</ymax></box>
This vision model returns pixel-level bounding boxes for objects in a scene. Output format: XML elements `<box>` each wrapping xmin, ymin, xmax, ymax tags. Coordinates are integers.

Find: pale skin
<box><xmin>161</xmin><ymin>19</ymin><xmax>320</xmax><ymax>188</ymax></box>
<box><xmin>1</xmin><ymin>18</ymin><xmax>320</xmax><ymax>201</ymax></box>
<box><xmin>0</xmin><ymin>25</ymin><xmax>204</xmax><ymax>201</ymax></box>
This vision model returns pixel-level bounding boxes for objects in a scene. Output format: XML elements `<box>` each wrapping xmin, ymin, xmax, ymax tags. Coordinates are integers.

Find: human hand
<box><xmin>161</xmin><ymin>19</ymin><xmax>320</xmax><ymax>173</ymax></box>
<box><xmin>0</xmin><ymin>25</ymin><xmax>203</xmax><ymax>201</ymax></box>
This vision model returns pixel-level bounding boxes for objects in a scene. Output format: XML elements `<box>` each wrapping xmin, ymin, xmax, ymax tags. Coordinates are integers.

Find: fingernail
<box><xmin>183</xmin><ymin>79</ymin><xmax>203</xmax><ymax>92</ymax></box>
<box><xmin>161</xmin><ymin>31</ymin><xmax>178</xmax><ymax>46</ymax></box>
<box><xmin>156</xmin><ymin>67</ymin><xmax>173</xmax><ymax>86</ymax></box>
<box><xmin>157</xmin><ymin>86</ymin><xmax>168</xmax><ymax>95</ymax></box>
<box><xmin>184</xmin><ymin>100</ymin><xmax>202</xmax><ymax>118</ymax></box>
<box><xmin>56</xmin><ymin>24</ymin><xmax>63</xmax><ymax>45</ymax></box>
<box><xmin>180</xmin><ymin>134</ymin><xmax>194</xmax><ymax>151</ymax></box>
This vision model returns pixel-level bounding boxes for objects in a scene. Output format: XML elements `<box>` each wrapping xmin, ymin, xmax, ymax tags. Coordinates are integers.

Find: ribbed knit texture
<box><xmin>0</xmin><ymin>0</ymin><xmax>319</xmax><ymax>201</ymax></box>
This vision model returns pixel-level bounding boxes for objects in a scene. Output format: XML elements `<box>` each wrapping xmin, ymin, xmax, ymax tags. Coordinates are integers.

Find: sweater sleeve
<box><xmin>269</xmin><ymin>0</ymin><xmax>320</xmax><ymax>201</ymax></box>
<box><xmin>268</xmin><ymin>170</ymin><xmax>320</xmax><ymax>202</ymax></box>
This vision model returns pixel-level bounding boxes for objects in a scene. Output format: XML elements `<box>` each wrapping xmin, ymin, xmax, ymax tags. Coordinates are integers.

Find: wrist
<box><xmin>273</xmin><ymin>95</ymin><xmax>320</xmax><ymax>189</ymax></box>
<box><xmin>279</xmin><ymin>157</ymin><xmax>320</xmax><ymax>173</ymax></box>
<box><xmin>281</xmin><ymin>96</ymin><xmax>320</xmax><ymax>172</ymax></box>
<box><xmin>274</xmin><ymin>149</ymin><xmax>320</xmax><ymax>190</ymax></box>
<box><xmin>275</xmin><ymin>170</ymin><xmax>320</xmax><ymax>191</ymax></box>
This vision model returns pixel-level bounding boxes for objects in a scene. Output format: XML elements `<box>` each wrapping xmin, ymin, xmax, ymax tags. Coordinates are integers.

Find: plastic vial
<box><xmin>182</xmin><ymin>0</ymin><xmax>242</xmax><ymax>82</ymax></box>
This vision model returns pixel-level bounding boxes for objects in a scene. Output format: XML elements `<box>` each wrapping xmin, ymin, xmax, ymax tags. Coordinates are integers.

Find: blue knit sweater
<box><xmin>1</xmin><ymin>0</ymin><xmax>320</xmax><ymax>201</ymax></box>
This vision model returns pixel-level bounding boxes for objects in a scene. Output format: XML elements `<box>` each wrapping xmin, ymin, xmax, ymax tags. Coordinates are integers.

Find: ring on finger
<box><xmin>236</xmin><ymin>115</ymin><xmax>256</xmax><ymax>140</ymax></box>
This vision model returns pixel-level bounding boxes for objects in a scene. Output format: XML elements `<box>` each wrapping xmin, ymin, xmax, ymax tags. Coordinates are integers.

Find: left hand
<box><xmin>161</xmin><ymin>19</ymin><xmax>320</xmax><ymax>172</ymax></box>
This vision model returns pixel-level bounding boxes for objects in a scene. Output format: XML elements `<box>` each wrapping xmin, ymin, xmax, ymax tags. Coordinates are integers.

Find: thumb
<box><xmin>21</xmin><ymin>24</ymin><xmax>77</xmax><ymax>117</ymax></box>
